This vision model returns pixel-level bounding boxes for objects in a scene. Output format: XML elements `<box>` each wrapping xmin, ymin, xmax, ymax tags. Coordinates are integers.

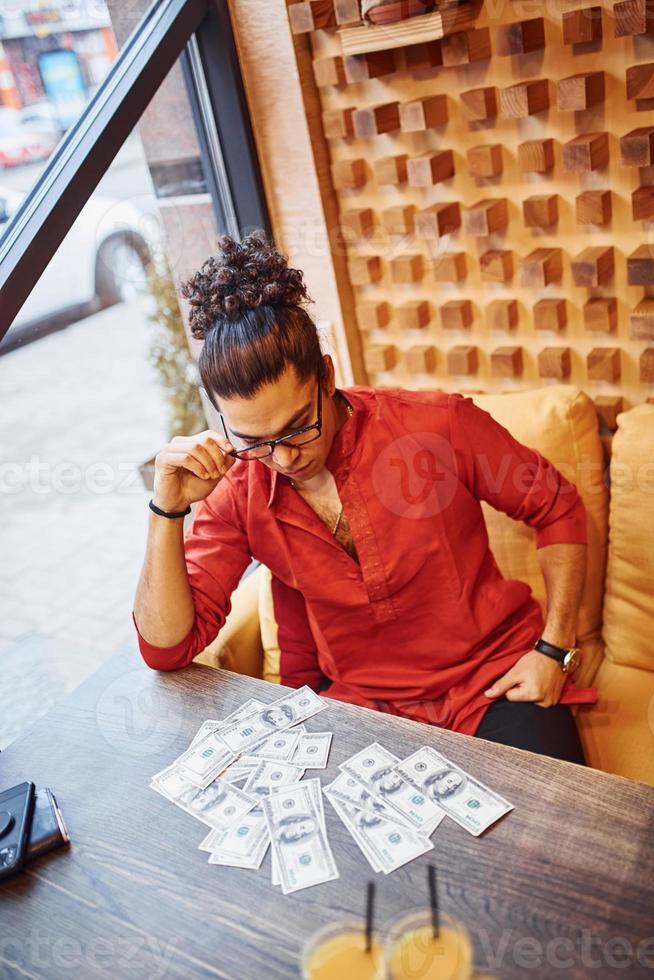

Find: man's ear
<box><xmin>322</xmin><ymin>354</ymin><xmax>336</xmax><ymax>396</ymax></box>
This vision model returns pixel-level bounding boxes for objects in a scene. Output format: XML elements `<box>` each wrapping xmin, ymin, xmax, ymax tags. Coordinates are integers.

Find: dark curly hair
<box><xmin>179</xmin><ymin>230</ymin><xmax>324</xmax><ymax>402</ymax></box>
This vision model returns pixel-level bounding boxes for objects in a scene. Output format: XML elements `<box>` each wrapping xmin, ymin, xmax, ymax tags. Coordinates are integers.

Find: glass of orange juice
<box><xmin>384</xmin><ymin>909</ymin><xmax>474</xmax><ymax>980</ymax></box>
<box><xmin>301</xmin><ymin>917</ymin><xmax>384</xmax><ymax>980</ymax></box>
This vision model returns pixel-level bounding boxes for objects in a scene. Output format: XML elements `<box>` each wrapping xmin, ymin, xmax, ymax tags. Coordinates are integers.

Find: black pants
<box><xmin>474</xmin><ymin>698</ymin><xmax>587</xmax><ymax>765</ymax></box>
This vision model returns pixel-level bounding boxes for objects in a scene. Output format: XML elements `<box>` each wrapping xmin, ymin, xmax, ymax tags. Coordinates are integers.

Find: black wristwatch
<box><xmin>534</xmin><ymin>637</ymin><xmax>581</xmax><ymax>674</ymax></box>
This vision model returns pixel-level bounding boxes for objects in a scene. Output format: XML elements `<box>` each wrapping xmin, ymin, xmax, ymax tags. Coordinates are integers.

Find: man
<box><xmin>133</xmin><ymin>231</ymin><xmax>595</xmax><ymax>764</ymax></box>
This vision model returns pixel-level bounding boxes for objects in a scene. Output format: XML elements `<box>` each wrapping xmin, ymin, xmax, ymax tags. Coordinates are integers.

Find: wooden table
<box><xmin>2</xmin><ymin>648</ymin><xmax>654</xmax><ymax>979</ymax></box>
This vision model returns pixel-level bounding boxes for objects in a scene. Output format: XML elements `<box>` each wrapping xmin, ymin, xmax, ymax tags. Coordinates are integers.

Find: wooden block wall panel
<box><xmin>348</xmin><ymin>255</ymin><xmax>382</xmax><ymax>285</ymax></box>
<box><xmin>594</xmin><ymin>395</ymin><xmax>623</xmax><ymax>430</ymax></box>
<box><xmin>500</xmin><ymin>79</ymin><xmax>549</xmax><ymax>118</ymax></box>
<box><xmin>487</xmin><ymin>299</ymin><xmax>518</xmax><ymax>330</ymax></box>
<box><xmin>356</xmin><ymin>300</ymin><xmax>390</xmax><ymax>331</ymax></box>
<box><xmin>587</xmin><ymin>347</ymin><xmax>621</xmax><ymax>380</ymax></box>
<box><xmin>538</xmin><ymin>347</ymin><xmax>571</xmax><ymax>378</ymax></box>
<box><xmin>496</xmin><ymin>18</ymin><xmax>545</xmax><ymax>55</ymax></box>
<box><xmin>523</xmin><ymin>195</ymin><xmax>558</xmax><ymax>228</ymax></box>
<box><xmin>323</xmin><ymin>107</ymin><xmax>355</xmax><ymax>139</ymax></box>
<box><xmin>615</xmin><ymin>0</ymin><xmax>654</xmax><ymax>37</ymax></box>
<box><xmin>632</xmin><ymin>186</ymin><xmax>654</xmax><ymax>221</ymax></box>
<box><xmin>407</xmin><ymin>150</ymin><xmax>455</xmax><ymax>186</ymax></box>
<box><xmin>576</xmin><ymin>190</ymin><xmax>611</xmax><ymax>225</ymax></box>
<box><xmin>627</xmin><ymin>245</ymin><xmax>654</xmax><ymax>284</ymax></box>
<box><xmin>460</xmin><ymin>87</ymin><xmax>497</xmax><ymax>121</ymax></box>
<box><xmin>313</xmin><ymin>56</ymin><xmax>346</xmax><ymax>88</ymax></box>
<box><xmin>534</xmin><ymin>298</ymin><xmax>567</xmax><ymax>331</ymax></box>
<box><xmin>620</xmin><ymin>127</ymin><xmax>654</xmax><ymax>166</ymax></box>
<box><xmin>331</xmin><ymin>158</ymin><xmax>367</xmax><ymax>189</ymax></box>
<box><xmin>405</xmin><ymin>345</ymin><xmax>437</xmax><ymax>373</ymax></box>
<box><xmin>353</xmin><ymin>102</ymin><xmax>401</xmax><ymax>138</ymax></box>
<box><xmin>364</xmin><ymin>344</ymin><xmax>397</xmax><ymax>372</ymax></box>
<box><xmin>390</xmin><ymin>253</ymin><xmax>423</xmax><ymax>283</ymax></box>
<box><xmin>395</xmin><ymin>300</ymin><xmax>430</xmax><ymax>330</ymax></box>
<box><xmin>571</xmin><ymin>246</ymin><xmax>614</xmax><ymax>286</ymax></box>
<box><xmin>343</xmin><ymin>50</ymin><xmax>396</xmax><ymax>83</ymax></box>
<box><xmin>630</xmin><ymin>298</ymin><xmax>654</xmax><ymax>339</ymax></box>
<box><xmin>562</xmin><ymin>132</ymin><xmax>609</xmax><ymax>172</ymax></box>
<box><xmin>399</xmin><ymin>94</ymin><xmax>448</xmax><ymax>131</ymax></box>
<box><xmin>463</xmin><ymin>198</ymin><xmax>508</xmax><ymax>236</ymax></box>
<box><xmin>441</xmin><ymin>28</ymin><xmax>491</xmax><ymax>67</ymax></box>
<box><xmin>520</xmin><ymin>249</ymin><xmax>563</xmax><ymax>287</ymax></box>
<box><xmin>491</xmin><ymin>346</ymin><xmax>523</xmax><ymax>376</ymax></box>
<box><xmin>556</xmin><ymin>72</ymin><xmax>605</xmax><ymax>111</ymax></box>
<box><xmin>404</xmin><ymin>40</ymin><xmax>443</xmax><ymax>71</ymax></box>
<box><xmin>626</xmin><ymin>63</ymin><xmax>654</xmax><ymax>100</ymax></box>
<box><xmin>583</xmin><ymin>297</ymin><xmax>618</xmax><ymax>332</ymax></box>
<box><xmin>381</xmin><ymin>205</ymin><xmax>415</xmax><ymax>235</ymax></box>
<box><xmin>640</xmin><ymin>348</ymin><xmax>654</xmax><ymax>381</ymax></box>
<box><xmin>415</xmin><ymin>202</ymin><xmax>461</xmax><ymax>238</ymax></box>
<box><xmin>447</xmin><ymin>345</ymin><xmax>478</xmax><ymax>374</ymax></box>
<box><xmin>373</xmin><ymin>154</ymin><xmax>408</xmax><ymax>185</ymax></box>
<box><xmin>467</xmin><ymin>144</ymin><xmax>502</xmax><ymax>178</ymax></box>
<box><xmin>341</xmin><ymin>207</ymin><xmax>375</xmax><ymax>237</ymax></box>
<box><xmin>562</xmin><ymin>7</ymin><xmax>603</xmax><ymax>44</ymax></box>
<box><xmin>433</xmin><ymin>252</ymin><xmax>467</xmax><ymax>282</ymax></box>
<box><xmin>480</xmin><ymin>250</ymin><xmax>513</xmax><ymax>282</ymax></box>
<box><xmin>518</xmin><ymin>138</ymin><xmax>554</xmax><ymax>173</ymax></box>
<box><xmin>442</xmin><ymin>300</ymin><xmax>473</xmax><ymax>330</ymax></box>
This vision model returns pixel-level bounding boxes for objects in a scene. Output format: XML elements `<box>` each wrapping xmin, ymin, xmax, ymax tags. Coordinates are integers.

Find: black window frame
<box><xmin>0</xmin><ymin>0</ymin><xmax>271</xmax><ymax>341</ymax></box>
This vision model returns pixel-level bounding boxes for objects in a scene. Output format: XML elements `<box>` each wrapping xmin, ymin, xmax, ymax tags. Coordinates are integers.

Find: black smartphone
<box><xmin>26</xmin><ymin>788</ymin><xmax>70</xmax><ymax>863</ymax></box>
<box><xmin>0</xmin><ymin>781</ymin><xmax>35</xmax><ymax>881</ymax></box>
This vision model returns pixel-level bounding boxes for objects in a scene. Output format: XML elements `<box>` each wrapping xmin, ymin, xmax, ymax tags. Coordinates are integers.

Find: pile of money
<box><xmin>150</xmin><ymin>687</ymin><xmax>514</xmax><ymax>893</ymax></box>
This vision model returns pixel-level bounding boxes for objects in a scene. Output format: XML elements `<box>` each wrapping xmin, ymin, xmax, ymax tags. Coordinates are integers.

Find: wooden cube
<box><xmin>356</xmin><ymin>300</ymin><xmax>390</xmax><ymax>331</ymax></box>
<box><xmin>407</xmin><ymin>150</ymin><xmax>455</xmax><ymax>187</ymax></box>
<box><xmin>626</xmin><ymin>62</ymin><xmax>654</xmax><ymax>100</ymax></box>
<box><xmin>405</xmin><ymin>345</ymin><xmax>437</xmax><ymax>373</ymax></box>
<box><xmin>390</xmin><ymin>253</ymin><xmax>424</xmax><ymax>283</ymax></box>
<box><xmin>415</xmin><ymin>202</ymin><xmax>461</xmax><ymax>239</ymax></box>
<box><xmin>487</xmin><ymin>299</ymin><xmax>518</xmax><ymax>330</ymax></box>
<box><xmin>583</xmin><ymin>297</ymin><xmax>618</xmax><ymax>332</ymax></box>
<box><xmin>594</xmin><ymin>395</ymin><xmax>623</xmax><ymax>430</ymax></box>
<box><xmin>433</xmin><ymin>252</ymin><xmax>467</xmax><ymax>282</ymax></box>
<box><xmin>441</xmin><ymin>28</ymin><xmax>491</xmax><ymax>66</ymax></box>
<box><xmin>615</xmin><ymin>0</ymin><xmax>654</xmax><ymax>37</ymax></box>
<box><xmin>289</xmin><ymin>1</ymin><xmax>338</xmax><ymax>33</ymax></box>
<box><xmin>343</xmin><ymin>50</ymin><xmax>396</xmax><ymax>83</ymax></box>
<box><xmin>557</xmin><ymin>72</ymin><xmax>605</xmax><ymax>111</ymax></box>
<box><xmin>399</xmin><ymin>94</ymin><xmax>448</xmax><ymax>132</ymax></box>
<box><xmin>576</xmin><ymin>190</ymin><xmax>612</xmax><ymax>225</ymax></box>
<box><xmin>500</xmin><ymin>79</ymin><xmax>549</xmax><ymax>118</ymax></box>
<box><xmin>562</xmin><ymin>132</ymin><xmax>609</xmax><ymax>172</ymax></box>
<box><xmin>404</xmin><ymin>40</ymin><xmax>443</xmax><ymax>71</ymax></box>
<box><xmin>523</xmin><ymin>195</ymin><xmax>558</xmax><ymax>228</ymax></box>
<box><xmin>463</xmin><ymin>198</ymin><xmax>508</xmax><ymax>236</ymax></box>
<box><xmin>496</xmin><ymin>18</ymin><xmax>545</xmax><ymax>55</ymax></box>
<box><xmin>518</xmin><ymin>138</ymin><xmax>554</xmax><ymax>173</ymax></box>
<box><xmin>480</xmin><ymin>250</ymin><xmax>513</xmax><ymax>282</ymax></box>
<box><xmin>333</xmin><ymin>0</ymin><xmax>360</xmax><ymax>22</ymax></box>
<box><xmin>620</xmin><ymin>126</ymin><xmax>654</xmax><ymax>167</ymax></box>
<box><xmin>323</xmin><ymin>107</ymin><xmax>355</xmax><ymax>139</ymax></box>
<box><xmin>341</xmin><ymin>208</ymin><xmax>375</xmax><ymax>238</ymax></box>
<box><xmin>627</xmin><ymin>245</ymin><xmax>654</xmax><ymax>284</ymax></box>
<box><xmin>353</xmin><ymin>102</ymin><xmax>401</xmax><ymax>138</ymax></box>
<box><xmin>395</xmin><ymin>300</ymin><xmax>430</xmax><ymax>330</ymax></box>
<box><xmin>538</xmin><ymin>347</ymin><xmax>571</xmax><ymax>379</ymax></box>
<box><xmin>632</xmin><ymin>186</ymin><xmax>654</xmax><ymax>221</ymax></box>
<box><xmin>562</xmin><ymin>6</ymin><xmax>603</xmax><ymax>44</ymax></box>
<box><xmin>447</xmin><ymin>345</ymin><xmax>478</xmax><ymax>375</ymax></box>
<box><xmin>373</xmin><ymin>155</ymin><xmax>408</xmax><ymax>185</ymax></box>
<box><xmin>491</xmin><ymin>346</ymin><xmax>523</xmax><ymax>377</ymax></box>
<box><xmin>313</xmin><ymin>56</ymin><xmax>346</xmax><ymax>88</ymax></box>
<box><xmin>571</xmin><ymin>246</ymin><xmax>614</xmax><ymax>287</ymax></box>
<box><xmin>331</xmin><ymin>158</ymin><xmax>367</xmax><ymax>189</ymax></box>
<box><xmin>630</xmin><ymin>298</ymin><xmax>654</xmax><ymax>339</ymax></box>
<box><xmin>587</xmin><ymin>347</ymin><xmax>620</xmax><ymax>381</ymax></box>
<box><xmin>460</xmin><ymin>87</ymin><xmax>497</xmax><ymax>121</ymax></box>
<box><xmin>639</xmin><ymin>347</ymin><xmax>654</xmax><ymax>381</ymax></box>
<box><xmin>520</xmin><ymin>249</ymin><xmax>563</xmax><ymax>287</ymax></box>
<box><xmin>467</xmin><ymin>144</ymin><xmax>503</xmax><ymax>178</ymax></box>
<box><xmin>442</xmin><ymin>300</ymin><xmax>473</xmax><ymax>330</ymax></box>
<box><xmin>364</xmin><ymin>344</ymin><xmax>397</xmax><ymax>373</ymax></box>
<box><xmin>534</xmin><ymin>298</ymin><xmax>567</xmax><ymax>331</ymax></box>
<box><xmin>348</xmin><ymin>255</ymin><xmax>382</xmax><ymax>285</ymax></box>
<box><xmin>381</xmin><ymin>205</ymin><xmax>415</xmax><ymax>235</ymax></box>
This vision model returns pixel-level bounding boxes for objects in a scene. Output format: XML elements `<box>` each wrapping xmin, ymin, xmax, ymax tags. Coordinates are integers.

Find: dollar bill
<box><xmin>323</xmin><ymin>791</ymin><xmax>382</xmax><ymax>872</ymax></box>
<box><xmin>218</xmin><ymin>687</ymin><xmax>326</xmax><ymax>754</ymax></box>
<box><xmin>270</xmin><ymin>776</ymin><xmax>324</xmax><ymax>888</ymax></box>
<box><xmin>394</xmin><ymin>746</ymin><xmax>514</xmax><ymax>837</ymax></box>
<box><xmin>243</xmin><ymin>759</ymin><xmax>306</xmax><ymax>802</ymax></box>
<box><xmin>340</xmin><ymin>742</ymin><xmax>445</xmax><ymax>834</ymax></box>
<box><xmin>291</xmin><ymin>732</ymin><xmax>333</xmax><ymax>769</ymax></box>
<box><xmin>175</xmin><ymin>731</ymin><xmax>237</xmax><ymax>789</ymax></box>
<box><xmin>248</xmin><ymin>729</ymin><xmax>302</xmax><ymax>761</ymax></box>
<box><xmin>188</xmin><ymin>700</ymin><xmax>266</xmax><ymax>750</ymax></box>
<box><xmin>151</xmin><ymin>765</ymin><xmax>257</xmax><ymax>832</ymax></box>
<box><xmin>200</xmin><ymin>810</ymin><xmax>270</xmax><ymax>869</ymax></box>
<box><xmin>262</xmin><ymin>779</ymin><xmax>338</xmax><ymax>894</ymax></box>
<box><xmin>324</xmin><ymin>771</ymin><xmax>414</xmax><ymax>829</ymax></box>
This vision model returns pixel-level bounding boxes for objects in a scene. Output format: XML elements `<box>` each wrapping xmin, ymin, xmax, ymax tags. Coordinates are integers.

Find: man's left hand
<box><xmin>484</xmin><ymin>649</ymin><xmax>565</xmax><ymax>708</ymax></box>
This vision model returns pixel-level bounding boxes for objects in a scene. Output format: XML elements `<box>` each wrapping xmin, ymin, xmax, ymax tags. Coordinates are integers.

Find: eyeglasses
<box><xmin>207</xmin><ymin>376</ymin><xmax>323</xmax><ymax>461</ymax></box>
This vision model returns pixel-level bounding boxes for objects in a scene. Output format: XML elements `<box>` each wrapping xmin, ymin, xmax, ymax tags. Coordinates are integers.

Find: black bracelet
<box><xmin>149</xmin><ymin>499</ymin><xmax>191</xmax><ymax>519</ymax></box>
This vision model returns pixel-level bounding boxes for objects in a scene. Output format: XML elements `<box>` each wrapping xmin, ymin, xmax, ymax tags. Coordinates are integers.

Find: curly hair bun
<box><xmin>179</xmin><ymin>229</ymin><xmax>312</xmax><ymax>340</ymax></box>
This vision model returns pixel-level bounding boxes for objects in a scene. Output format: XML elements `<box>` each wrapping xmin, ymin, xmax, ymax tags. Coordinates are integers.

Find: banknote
<box><xmin>394</xmin><ymin>746</ymin><xmax>514</xmax><ymax>837</ymax></box>
<box><xmin>323</xmin><ymin>791</ymin><xmax>382</xmax><ymax>872</ymax></box>
<box><xmin>324</xmin><ymin>771</ymin><xmax>414</xmax><ymax>829</ymax></box>
<box><xmin>270</xmin><ymin>773</ymin><xmax>323</xmax><ymax>888</ymax></box>
<box><xmin>151</xmin><ymin>765</ymin><xmax>257</xmax><ymax>832</ymax></box>
<box><xmin>248</xmin><ymin>729</ymin><xmax>302</xmax><ymax>761</ymax></box>
<box><xmin>291</xmin><ymin>732</ymin><xmax>333</xmax><ymax>769</ymax></box>
<box><xmin>175</xmin><ymin>731</ymin><xmax>237</xmax><ymax>789</ymax></box>
<box><xmin>263</xmin><ymin>779</ymin><xmax>338</xmax><ymax>894</ymax></box>
<box><xmin>218</xmin><ymin>687</ymin><xmax>326</xmax><ymax>754</ymax></box>
<box><xmin>340</xmin><ymin>742</ymin><xmax>445</xmax><ymax>833</ymax></box>
<box><xmin>188</xmin><ymin>699</ymin><xmax>267</xmax><ymax>750</ymax></box>
<box><xmin>243</xmin><ymin>759</ymin><xmax>306</xmax><ymax>802</ymax></box>
<box><xmin>200</xmin><ymin>810</ymin><xmax>270</xmax><ymax>869</ymax></box>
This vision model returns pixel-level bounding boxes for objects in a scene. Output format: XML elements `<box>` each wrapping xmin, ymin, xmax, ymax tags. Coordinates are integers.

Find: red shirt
<box><xmin>133</xmin><ymin>387</ymin><xmax>597</xmax><ymax>735</ymax></box>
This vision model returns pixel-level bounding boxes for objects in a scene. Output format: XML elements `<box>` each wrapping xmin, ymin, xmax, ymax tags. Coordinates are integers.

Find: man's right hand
<box><xmin>152</xmin><ymin>430</ymin><xmax>236</xmax><ymax>513</ymax></box>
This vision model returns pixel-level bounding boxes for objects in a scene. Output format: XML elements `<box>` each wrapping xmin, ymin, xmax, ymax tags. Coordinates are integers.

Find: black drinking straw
<box><xmin>428</xmin><ymin>864</ymin><xmax>440</xmax><ymax>939</ymax></box>
<box><xmin>365</xmin><ymin>881</ymin><xmax>376</xmax><ymax>953</ymax></box>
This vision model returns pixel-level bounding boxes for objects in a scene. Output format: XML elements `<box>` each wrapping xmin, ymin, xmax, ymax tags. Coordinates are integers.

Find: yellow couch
<box><xmin>194</xmin><ymin>386</ymin><xmax>654</xmax><ymax>786</ymax></box>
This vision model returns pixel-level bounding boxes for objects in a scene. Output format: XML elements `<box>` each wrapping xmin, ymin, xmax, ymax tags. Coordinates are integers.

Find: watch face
<box><xmin>563</xmin><ymin>649</ymin><xmax>581</xmax><ymax>673</ymax></box>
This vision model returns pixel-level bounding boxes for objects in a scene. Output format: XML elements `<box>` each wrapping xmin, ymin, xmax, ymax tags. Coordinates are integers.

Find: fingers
<box><xmin>155</xmin><ymin>449</ymin><xmax>213</xmax><ymax>482</ymax></box>
<box><xmin>163</xmin><ymin>431</ymin><xmax>235</xmax><ymax>480</ymax></box>
<box><xmin>484</xmin><ymin>672</ymin><xmax>518</xmax><ymax>699</ymax></box>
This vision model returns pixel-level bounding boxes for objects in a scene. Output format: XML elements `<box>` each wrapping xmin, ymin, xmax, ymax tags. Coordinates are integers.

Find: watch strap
<box><xmin>534</xmin><ymin>637</ymin><xmax>569</xmax><ymax>663</ymax></box>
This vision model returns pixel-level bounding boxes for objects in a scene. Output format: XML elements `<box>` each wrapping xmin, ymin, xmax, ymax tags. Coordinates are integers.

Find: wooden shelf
<box><xmin>338</xmin><ymin>3</ymin><xmax>474</xmax><ymax>55</ymax></box>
